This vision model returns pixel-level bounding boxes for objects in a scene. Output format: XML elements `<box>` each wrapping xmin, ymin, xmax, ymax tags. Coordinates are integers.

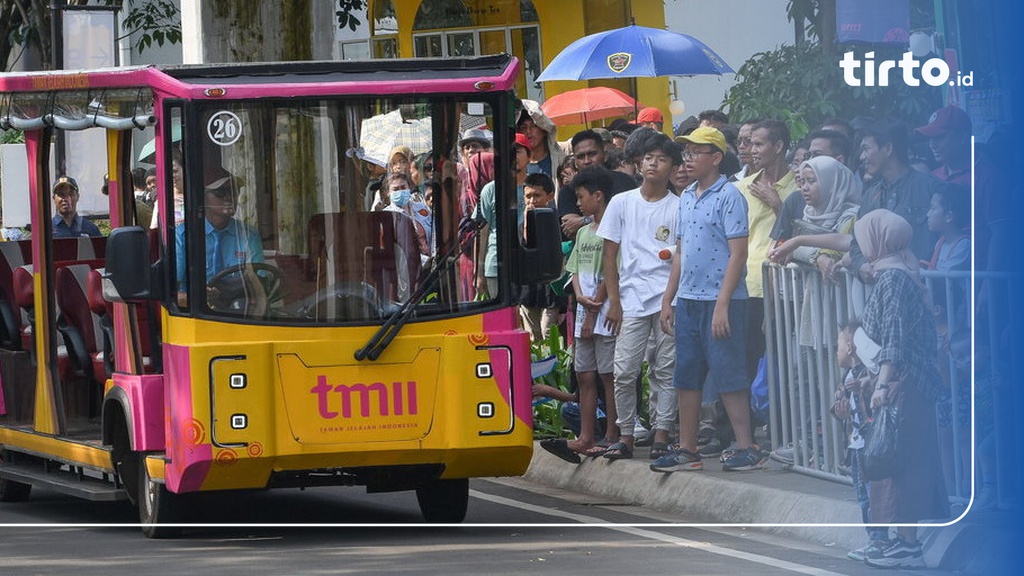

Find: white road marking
<box><xmin>471</xmin><ymin>489</ymin><xmax>851</xmax><ymax>576</ymax></box>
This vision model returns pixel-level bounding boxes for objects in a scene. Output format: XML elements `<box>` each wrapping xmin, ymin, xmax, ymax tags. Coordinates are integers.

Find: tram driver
<box><xmin>175</xmin><ymin>166</ymin><xmax>266</xmax><ymax>314</ymax></box>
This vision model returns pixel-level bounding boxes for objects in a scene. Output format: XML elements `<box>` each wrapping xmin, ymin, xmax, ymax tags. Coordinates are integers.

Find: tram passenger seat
<box><xmin>54</xmin><ymin>264</ymin><xmax>106</xmax><ymax>383</ymax></box>
<box><xmin>12</xmin><ymin>265</ymin><xmax>35</xmax><ymax>351</ymax></box>
<box><xmin>85</xmin><ymin>268</ymin><xmax>159</xmax><ymax>375</ymax></box>
<box><xmin>0</xmin><ymin>241</ymin><xmax>31</xmax><ymax>349</ymax></box>
<box><xmin>307</xmin><ymin>212</ymin><xmax>421</xmax><ymax>302</ymax></box>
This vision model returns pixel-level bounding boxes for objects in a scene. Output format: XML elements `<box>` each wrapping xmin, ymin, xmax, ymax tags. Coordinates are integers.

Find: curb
<box><xmin>523</xmin><ymin>441</ymin><xmax>1012</xmax><ymax>573</ymax></box>
<box><xmin>524</xmin><ymin>442</ymin><xmax>865</xmax><ymax>549</ymax></box>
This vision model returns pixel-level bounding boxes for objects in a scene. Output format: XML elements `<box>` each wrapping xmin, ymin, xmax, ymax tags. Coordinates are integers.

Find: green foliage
<box><xmin>1</xmin><ymin>130</ymin><xmax>24</xmax><ymax>144</ymax></box>
<box><xmin>117</xmin><ymin>0</ymin><xmax>181</xmax><ymax>54</ymax></box>
<box><xmin>335</xmin><ymin>0</ymin><xmax>367</xmax><ymax>32</ymax></box>
<box><xmin>723</xmin><ymin>43</ymin><xmax>942</xmax><ymax>140</ymax></box>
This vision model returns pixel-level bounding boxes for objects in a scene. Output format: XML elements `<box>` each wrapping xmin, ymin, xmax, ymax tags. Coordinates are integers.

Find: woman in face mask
<box><xmin>383</xmin><ymin>172</ymin><xmax>432</xmax><ymax>258</ymax></box>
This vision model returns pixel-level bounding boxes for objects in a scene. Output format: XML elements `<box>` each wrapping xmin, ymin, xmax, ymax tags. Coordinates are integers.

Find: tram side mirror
<box><xmin>516</xmin><ymin>207</ymin><xmax>562</xmax><ymax>285</ymax></box>
<box><xmin>103</xmin><ymin>227</ymin><xmax>162</xmax><ymax>302</ymax></box>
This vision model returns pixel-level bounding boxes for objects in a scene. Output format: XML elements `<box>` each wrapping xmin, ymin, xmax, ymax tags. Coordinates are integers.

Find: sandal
<box><xmin>578</xmin><ymin>444</ymin><xmax>609</xmax><ymax>457</ymax></box>
<box><xmin>649</xmin><ymin>442</ymin><xmax>672</xmax><ymax>460</ymax></box>
<box><xmin>540</xmin><ymin>438</ymin><xmax>581</xmax><ymax>464</ymax></box>
<box><xmin>602</xmin><ymin>441</ymin><xmax>633</xmax><ymax>460</ymax></box>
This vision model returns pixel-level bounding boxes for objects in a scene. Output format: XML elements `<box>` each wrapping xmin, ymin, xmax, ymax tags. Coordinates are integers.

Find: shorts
<box><xmin>672</xmin><ymin>298</ymin><xmax>748</xmax><ymax>394</ymax></box>
<box><xmin>574</xmin><ymin>334</ymin><xmax>616</xmax><ymax>374</ymax></box>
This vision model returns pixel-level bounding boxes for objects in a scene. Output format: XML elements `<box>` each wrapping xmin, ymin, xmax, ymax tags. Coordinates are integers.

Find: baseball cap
<box><xmin>514</xmin><ymin>133</ymin><xmax>531</xmax><ymax>152</ymax></box>
<box><xmin>459</xmin><ymin>128</ymin><xmax>492</xmax><ymax>148</ymax></box>
<box><xmin>204</xmin><ymin>166</ymin><xmax>238</xmax><ymax>193</ymax></box>
<box><xmin>636</xmin><ymin>107</ymin><xmax>663</xmax><ymax>124</ymax></box>
<box><xmin>52</xmin><ymin>175</ymin><xmax>79</xmax><ymax>194</ymax></box>
<box><xmin>675</xmin><ymin>126</ymin><xmax>728</xmax><ymax>154</ymax></box>
<box><xmin>915</xmin><ymin>105</ymin><xmax>972</xmax><ymax>138</ymax></box>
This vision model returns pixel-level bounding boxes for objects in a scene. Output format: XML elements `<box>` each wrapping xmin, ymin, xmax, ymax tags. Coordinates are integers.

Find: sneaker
<box><xmin>696</xmin><ymin>427</ymin><xmax>716</xmax><ymax>448</ymax></box>
<box><xmin>769</xmin><ymin>443</ymin><xmax>798</xmax><ymax>466</ymax></box>
<box><xmin>718</xmin><ymin>442</ymin><xmax>738</xmax><ymax>463</ymax></box>
<box><xmin>650</xmin><ymin>448</ymin><xmax>703</xmax><ymax>473</ymax></box>
<box><xmin>973</xmin><ymin>485</ymin><xmax>998</xmax><ymax>512</ymax></box>
<box><xmin>721</xmin><ymin>446</ymin><xmax>768</xmax><ymax>471</ymax></box>
<box><xmin>698</xmin><ymin>437</ymin><xmax>723</xmax><ymax>459</ymax></box>
<box><xmin>863</xmin><ymin>538</ymin><xmax>925</xmax><ymax>568</ymax></box>
<box><xmin>847</xmin><ymin>540</ymin><xmax>888</xmax><ymax>561</ymax></box>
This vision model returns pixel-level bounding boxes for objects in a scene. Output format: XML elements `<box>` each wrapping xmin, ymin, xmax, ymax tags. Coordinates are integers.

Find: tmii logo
<box><xmin>311</xmin><ymin>376</ymin><xmax>418</xmax><ymax>419</ymax></box>
<box><xmin>840</xmin><ymin>51</ymin><xmax>973</xmax><ymax>88</ymax></box>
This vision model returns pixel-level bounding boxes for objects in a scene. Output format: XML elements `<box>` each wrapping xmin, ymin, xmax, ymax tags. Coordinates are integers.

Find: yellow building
<box><xmin>367</xmin><ymin>0</ymin><xmax>670</xmax><ymax>135</ymax></box>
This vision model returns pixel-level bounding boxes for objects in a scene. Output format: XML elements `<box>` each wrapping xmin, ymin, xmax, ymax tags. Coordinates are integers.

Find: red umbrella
<box><xmin>540</xmin><ymin>86</ymin><xmax>640</xmax><ymax>126</ymax></box>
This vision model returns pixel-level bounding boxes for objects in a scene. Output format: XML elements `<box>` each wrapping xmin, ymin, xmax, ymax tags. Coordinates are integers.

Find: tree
<box><xmin>723</xmin><ymin>0</ymin><xmax>942</xmax><ymax>139</ymax></box>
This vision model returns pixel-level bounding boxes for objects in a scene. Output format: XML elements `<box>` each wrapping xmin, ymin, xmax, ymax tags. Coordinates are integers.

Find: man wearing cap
<box><xmin>636</xmin><ymin>107</ymin><xmax>664</xmax><ymax>133</ymax></box>
<box><xmin>654</xmin><ymin>126</ymin><xmax>764</xmax><ymax>472</ymax></box>
<box><xmin>52</xmin><ymin>176</ymin><xmax>102</xmax><ymax>238</ymax></box>
<box><xmin>458</xmin><ymin>128</ymin><xmax>492</xmax><ymax>163</ymax></box>
<box><xmin>916</xmin><ymin>105</ymin><xmax>1000</xmax><ymax>263</ymax></box>
<box><xmin>518</xmin><ymin>100</ymin><xmax>565</xmax><ymax>181</ymax></box>
<box><xmin>175</xmin><ymin>166</ymin><xmax>264</xmax><ymax>306</ymax></box>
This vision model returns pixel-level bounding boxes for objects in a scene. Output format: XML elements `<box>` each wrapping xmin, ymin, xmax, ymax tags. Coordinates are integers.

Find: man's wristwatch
<box><xmin>582</xmin><ymin>216</ymin><xmax>593</xmax><ymax>225</ymax></box>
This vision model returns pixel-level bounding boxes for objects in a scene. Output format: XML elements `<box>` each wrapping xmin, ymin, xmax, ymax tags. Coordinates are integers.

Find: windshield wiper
<box><xmin>355</xmin><ymin>217</ymin><xmax>484</xmax><ymax>361</ymax></box>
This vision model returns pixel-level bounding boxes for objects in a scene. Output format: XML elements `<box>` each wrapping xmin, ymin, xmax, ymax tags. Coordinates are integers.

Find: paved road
<box><xmin>0</xmin><ymin>477</ymin><xmax>955</xmax><ymax>576</ymax></box>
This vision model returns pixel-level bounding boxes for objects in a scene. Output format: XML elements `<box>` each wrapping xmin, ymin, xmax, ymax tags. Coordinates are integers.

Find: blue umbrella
<box><xmin>537</xmin><ymin>24</ymin><xmax>733</xmax><ymax>81</ymax></box>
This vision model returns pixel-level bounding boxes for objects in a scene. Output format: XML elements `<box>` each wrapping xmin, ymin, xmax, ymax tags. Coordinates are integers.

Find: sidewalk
<box><xmin>524</xmin><ymin>440</ymin><xmax>1015</xmax><ymax>574</ymax></box>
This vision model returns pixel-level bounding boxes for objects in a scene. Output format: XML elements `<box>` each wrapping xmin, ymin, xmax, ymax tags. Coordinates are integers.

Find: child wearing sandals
<box><xmin>564</xmin><ymin>167</ymin><xmax>620</xmax><ymax>457</ymax></box>
<box><xmin>537</xmin><ymin>166</ymin><xmax>620</xmax><ymax>464</ymax></box>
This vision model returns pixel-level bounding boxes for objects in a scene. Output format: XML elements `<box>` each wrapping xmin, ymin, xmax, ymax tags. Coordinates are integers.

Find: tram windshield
<box><xmin>173</xmin><ymin>96</ymin><xmax>499</xmax><ymax>324</ymax></box>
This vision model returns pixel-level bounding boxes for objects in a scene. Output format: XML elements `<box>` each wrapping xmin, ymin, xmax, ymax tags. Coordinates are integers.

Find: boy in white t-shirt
<box><xmin>564</xmin><ymin>166</ymin><xmax>620</xmax><ymax>457</ymax></box>
<box><xmin>597</xmin><ymin>133</ymin><xmax>683</xmax><ymax>460</ymax></box>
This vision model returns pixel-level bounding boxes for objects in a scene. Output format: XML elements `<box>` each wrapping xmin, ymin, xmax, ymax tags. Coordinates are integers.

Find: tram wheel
<box><xmin>0</xmin><ymin>451</ymin><xmax>31</xmax><ymax>502</ymax></box>
<box><xmin>138</xmin><ymin>455</ymin><xmax>182</xmax><ymax>539</ymax></box>
<box><xmin>415</xmin><ymin>478</ymin><xmax>469</xmax><ymax>523</ymax></box>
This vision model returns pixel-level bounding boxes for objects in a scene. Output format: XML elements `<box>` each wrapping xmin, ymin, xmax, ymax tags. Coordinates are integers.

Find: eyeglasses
<box><xmin>423</xmin><ymin>164</ymin><xmax>435</xmax><ymax>172</ymax></box>
<box><xmin>682</xmin><ymin>150</ymin><xmax>719</xmax><ymax>161</ymax></box>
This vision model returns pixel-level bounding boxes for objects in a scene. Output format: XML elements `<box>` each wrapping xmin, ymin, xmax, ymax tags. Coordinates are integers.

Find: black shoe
<box><xmin>863</xmin><ymin>538</ymin><xmax>924</xmax><ymax>568</ymax></box>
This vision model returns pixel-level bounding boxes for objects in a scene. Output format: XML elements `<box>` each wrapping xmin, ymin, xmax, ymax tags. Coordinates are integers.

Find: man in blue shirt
<box><xmin>175</xmin><ymin>167</ymin><xmax>264</xmax><ymax>308</ymax></box>
<box><xmin>52</xmin><ymin>176</ymin><xmax>102</xmax><ymax>238</ymax></box>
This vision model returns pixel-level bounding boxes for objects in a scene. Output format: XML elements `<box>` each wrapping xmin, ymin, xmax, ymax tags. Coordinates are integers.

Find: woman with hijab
<box><xmin>853</xmin><ymin>209</ymin><xmax>948</xmax><ymax>568</ymax></box>
<box><xmin>770</xmin><ymin>155</ymin><xmax>861</xmax><ymax>278</ymax></box>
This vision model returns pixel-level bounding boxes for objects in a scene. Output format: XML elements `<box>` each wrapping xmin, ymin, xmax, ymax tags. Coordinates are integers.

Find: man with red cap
<box><xmin>636</xmin><ymin>107</ymin><xmax>664</xmax><ymax>133</ymax></box>
<box><xmin>915</xmin><ymin>105</ymin><xmax>1001</xmax><ymax>263</ymax></box>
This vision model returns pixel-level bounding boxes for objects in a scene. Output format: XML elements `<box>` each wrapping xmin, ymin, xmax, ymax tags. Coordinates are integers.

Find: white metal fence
<box><xmin>762</xmin><ymin>262</ymin><xmax>1020</xmax><ymax>506</ymax></box>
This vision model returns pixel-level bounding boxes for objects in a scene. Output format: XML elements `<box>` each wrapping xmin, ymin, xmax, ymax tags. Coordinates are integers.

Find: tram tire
<box><xmin>415</xmin><ymin>478</ymin><xmax>469</xmax><ymax>524</ymax></box>
<box><xmin>0</xmin><ymin>451</ymin><xmax>32</xmax><ymax>502</ymax></box>
<box><xmin>138</xmin><ymin>456</ymin><xmax>182</xmax><ymax>539</ymax></box>
<box><xmin>0</xmin><ymin>478</ymin><xmax>32</xmax><ymax>502</ymax></box>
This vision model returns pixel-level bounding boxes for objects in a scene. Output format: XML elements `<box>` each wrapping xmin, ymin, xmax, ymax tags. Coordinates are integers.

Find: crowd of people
<box><xmin>462</xmin><ymin>101</ymin><xmax>1003</xmax><ymax>570</ymax></box>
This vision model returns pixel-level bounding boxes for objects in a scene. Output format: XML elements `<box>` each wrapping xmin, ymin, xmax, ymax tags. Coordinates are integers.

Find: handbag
<box><xmin>859</xmin><ymin>403</ymin><xmax>903</xmax><ymax>481</ymax></box>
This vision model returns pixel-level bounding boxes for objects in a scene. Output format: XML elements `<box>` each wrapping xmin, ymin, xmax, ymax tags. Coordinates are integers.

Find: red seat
<box><xmin>307</xmin><ymin>212</ymin><xmax>421</xmax><ymax>301</ymax></box>
<box><xmin>55</xmin><ymin>264</ymin><xmax>106</xmax><ymax>383</ymax></box>
<box><xmin>0</xmin><ymin>241</ymin><xmax>31</xmax><ymax>349</ymax></box>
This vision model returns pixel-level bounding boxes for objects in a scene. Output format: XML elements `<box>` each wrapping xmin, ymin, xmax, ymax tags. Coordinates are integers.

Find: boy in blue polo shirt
<box><xmin>652</xmin><ymin>126</ymin><xmax>764</xmax><ymax>473</ymax></box>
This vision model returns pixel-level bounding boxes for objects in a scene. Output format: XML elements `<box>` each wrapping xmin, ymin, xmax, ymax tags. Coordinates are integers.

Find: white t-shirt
<box><xmin>596</xmin><ymin>188</ymin><xmax>679</xmax><ymax>316</ymax></box>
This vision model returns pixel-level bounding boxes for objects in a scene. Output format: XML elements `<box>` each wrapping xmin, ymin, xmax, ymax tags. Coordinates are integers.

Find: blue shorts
<box><xmin>672</xmin><ymin>298</ymin><xmax>748</xmax><ymax>394</ymax></box>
